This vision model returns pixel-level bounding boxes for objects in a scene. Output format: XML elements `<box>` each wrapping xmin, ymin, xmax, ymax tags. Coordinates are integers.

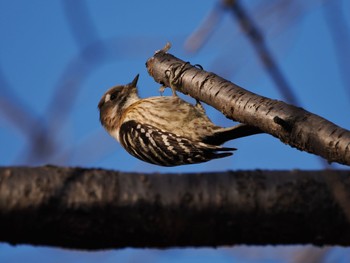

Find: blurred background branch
<box><xmin>1</xmin><ymin>166</ymin><xmax>350</xmax><ymax>250</ymax></box>
<box><xmin>224</xmin><ymin>0</ymin><xmax>299</xmax><ymax>105</ymax></box>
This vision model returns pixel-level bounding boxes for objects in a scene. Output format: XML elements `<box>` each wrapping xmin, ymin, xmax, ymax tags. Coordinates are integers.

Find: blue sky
<box><xmin>0</xmin><ymin>0</ymin><xmax>349</xmax><ymax>262</ymax></box>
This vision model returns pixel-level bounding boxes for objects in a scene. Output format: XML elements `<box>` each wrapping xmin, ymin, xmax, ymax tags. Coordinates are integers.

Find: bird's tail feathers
<box><xmin>203</xmin><ymin>123</ymin><xmax>263</xmax><ymax>145</ymax></box>
<box><xmin>211</xmin><ymin>152</ymin><xmax>233</xmax><ymax>160</ymax></box>
<box><xmin>205</xmin><ymin>145</ymin><xmax>236</xmax><ymax>160</ymax></box>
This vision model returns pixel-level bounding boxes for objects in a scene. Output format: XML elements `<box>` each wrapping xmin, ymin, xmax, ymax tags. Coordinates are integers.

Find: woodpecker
<box><xmin>98</xmin><ymin>74</ymin><xmax>253</xmax><ymax>166</ymax></box>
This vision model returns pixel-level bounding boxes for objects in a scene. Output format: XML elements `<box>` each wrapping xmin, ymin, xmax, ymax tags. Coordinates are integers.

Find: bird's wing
<box><xmin>119</xmin><ymin>120</ymin><xmax>236</xmax><ymax>166</ymax></box>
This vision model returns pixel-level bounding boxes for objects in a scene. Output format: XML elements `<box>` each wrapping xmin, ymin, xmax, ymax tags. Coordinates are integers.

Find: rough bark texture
<box><xmin>146</xmin><ymin>51</ymin><xmax>350</xmax><ymax>166</ymax></box>
<box><xmin>1</xmin><ymin>166</ymin><xmax>350</xmax><ymax>250</ymax></box>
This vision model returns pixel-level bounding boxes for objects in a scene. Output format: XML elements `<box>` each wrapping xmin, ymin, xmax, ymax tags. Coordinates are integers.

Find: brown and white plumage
<box><xmin>98</xmin><ymin>74</ymin><xmax>249</xmax><ymax>166</ymax></box>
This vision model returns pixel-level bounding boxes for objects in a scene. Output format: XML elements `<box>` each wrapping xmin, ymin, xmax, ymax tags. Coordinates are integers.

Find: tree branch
<box><xmin>1</xmin><ymin>166</ymin><xmax>350</xmax><ymax>250</ymax></box>
<box><xmin>224</xmin><ymin>0</ymin><xmax>300</xmax><ymax>105</ymax></box>
<box><xmin>146</xmin><ymin>50</ymin><xmax>350</xmax><ymax>166</ymax></box>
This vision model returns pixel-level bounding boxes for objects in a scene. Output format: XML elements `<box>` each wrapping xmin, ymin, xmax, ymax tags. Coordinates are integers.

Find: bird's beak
<box><xmin>130</xmin><ymin>74</ymin><xmax>139</xmax><ymax>87</ymax></box>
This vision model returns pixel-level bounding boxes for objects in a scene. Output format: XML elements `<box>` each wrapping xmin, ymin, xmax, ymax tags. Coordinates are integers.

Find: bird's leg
<box><xmin>157</xmin><ymin>42</ymin><xmax>173</xmax><ymax>95</ymax></box>
<box><xmin>166</xmin><ymin>62</ymin><xmax>191</xmax><ymax>97</ymax></box>
<box><xmin>159</xmin><ymin>61</ymin><xmax>203</xmax><ymax>97</ymax></box>
<box><xmin>195</xmin><ymin>99</ymin><xmax>206</xmax><ymax>114</ymax></box>
<box><xmin>159</xmin><ymin>69</ymin><xmax>175</xmax><ymax>96</ymax></box>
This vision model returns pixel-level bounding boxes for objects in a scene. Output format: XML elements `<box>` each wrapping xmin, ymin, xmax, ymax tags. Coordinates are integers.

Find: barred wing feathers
<box><xmin>119</xmin><ymin>120</ymin><xmax>236</xmax><ymax>166</ymax></box>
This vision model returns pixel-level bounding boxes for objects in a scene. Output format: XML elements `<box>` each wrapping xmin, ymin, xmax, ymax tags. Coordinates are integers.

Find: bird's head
<box><xmin>98</xmin><ymin>74</ymin><xmax>140</xmax><ymax>130</ymax></box>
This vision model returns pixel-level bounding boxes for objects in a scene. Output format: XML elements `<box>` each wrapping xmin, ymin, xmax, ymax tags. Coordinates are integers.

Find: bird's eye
<box><xmin>110</xmin><ymin>94</ymin><xmax>116</xmax><ymax>100</ymax></box>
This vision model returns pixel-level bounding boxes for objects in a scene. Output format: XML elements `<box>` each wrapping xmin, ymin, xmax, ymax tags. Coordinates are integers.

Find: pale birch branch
<box><xmin>146</xmin><ymin>50</ymin><xmax>350</xmax><ymax>166</ymax></box>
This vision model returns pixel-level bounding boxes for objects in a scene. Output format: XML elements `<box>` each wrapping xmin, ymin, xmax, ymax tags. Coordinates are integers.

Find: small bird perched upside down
<box><xmin>98</xmin><ymin>74</ymin><xmax>249</xmax><ymax>166</ymax></box>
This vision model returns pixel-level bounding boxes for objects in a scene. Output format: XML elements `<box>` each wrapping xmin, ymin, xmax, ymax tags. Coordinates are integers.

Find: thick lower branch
<box><xmin>1</xmin><ymin>166</ymin><xmax>350</xmax><ymax>250</ymax></box>
<box><xmin>146</xmin><ymin>51</ymin><xmax>350</xmax><ymax>166</ymax></box>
